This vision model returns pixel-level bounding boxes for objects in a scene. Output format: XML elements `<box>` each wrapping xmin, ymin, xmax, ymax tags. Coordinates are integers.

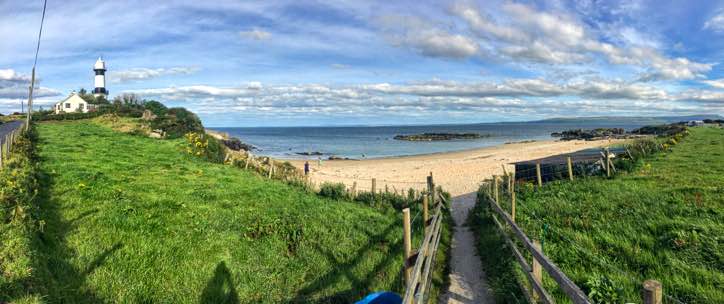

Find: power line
<box><xmin>26</xmin><ymin>0</ymin><xmax>48</xmax><ymax>126</ymax></box>
<box><xmin>34</xmin><ymin>0</ymin><xmax>48</xmax><ymax>67</ymax></box>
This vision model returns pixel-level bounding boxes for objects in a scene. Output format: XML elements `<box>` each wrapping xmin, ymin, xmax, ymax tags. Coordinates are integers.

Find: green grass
<box><xmin>25</xmin><ymin>120</ymin><xmax>437</xmax><ymax>303</ymax></box>
<box><xmin>477</xmin><ymin>127</ymin><xmax>723</xmax><ymax>303</ymax></box>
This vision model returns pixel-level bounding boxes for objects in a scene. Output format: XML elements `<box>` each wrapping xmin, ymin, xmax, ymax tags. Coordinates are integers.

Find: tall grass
<box><xmin>0</xmin><ymin>126</ymin><xmax>44</xmax><ymax>303</ymax></box>
<box><xmin>472</xmin><ymin>127</ymin><xmax>723</xmax><ymax>303</ymax></box>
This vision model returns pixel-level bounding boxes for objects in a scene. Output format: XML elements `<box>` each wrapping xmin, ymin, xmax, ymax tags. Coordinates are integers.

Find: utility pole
<box><xmin>27</xmin><ymin>0</ymin><xmax>47</xmax><ymax>131</ymax></box>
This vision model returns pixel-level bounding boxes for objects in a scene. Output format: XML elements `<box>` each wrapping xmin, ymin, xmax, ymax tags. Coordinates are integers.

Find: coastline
<box><xmin>287</xmin><ymin>138</ymin><xmax>625</xmax><ymax>196</ymax></box>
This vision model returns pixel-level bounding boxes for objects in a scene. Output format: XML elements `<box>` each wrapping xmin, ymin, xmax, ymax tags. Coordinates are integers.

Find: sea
<box><xmin>211</xmin><ymin>118</ymin><xmax>665</xmax><ymax>160</ymax></box>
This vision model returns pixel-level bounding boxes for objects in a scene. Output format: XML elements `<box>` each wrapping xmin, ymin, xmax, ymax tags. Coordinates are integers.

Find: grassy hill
<box><xmin>471</xmin><ymin>126</ymin><xmax>723</xmax><ymax>303</ymax></box>
<box><xmin>16</xmin><ymin>120</ymin><xmax>431</xmax><ymax>303</ymax></box>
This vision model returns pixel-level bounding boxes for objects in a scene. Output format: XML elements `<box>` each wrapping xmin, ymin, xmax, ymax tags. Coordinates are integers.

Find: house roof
<box><xmin>55</xmin><ymin>93</ymin><xmax>88</xmax><ymax>106</ymax></box>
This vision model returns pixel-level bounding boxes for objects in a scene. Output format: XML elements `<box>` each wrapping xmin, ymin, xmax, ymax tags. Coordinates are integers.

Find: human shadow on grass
<box><xmin>290</xmin><ymin>221</ymin><xmax>404</xmax><ymax>303</ymax></box>
<box><xmin>30</xmin><ymin>167</ymin><xmax>121</xmax><ymax>302</ymax></box>
<box><xmin>199</xmin><ymin>261</ymin><xmax>239</xmax><ymax>304</ymax></box>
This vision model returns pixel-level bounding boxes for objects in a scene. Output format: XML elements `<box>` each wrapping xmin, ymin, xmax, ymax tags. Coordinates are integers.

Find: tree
<box><xmin>78</xmin><ymin>88</ymin><xmax>97</xmax><ymax>103</ymax></box>
<box><xmin>113</xmin><ymin>93</ymin><xmax>141</xmax><ymax>105</ymax></box>
<box><xmin>143</xmin><ymin>100</ymin><xmax>168</xmax><ymax>116</ymax></box>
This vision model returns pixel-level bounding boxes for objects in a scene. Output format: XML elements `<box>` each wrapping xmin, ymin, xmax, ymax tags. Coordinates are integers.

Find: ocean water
<box><xmin>212</xmin><ymin>121</ymin><xmax>646</xmax><ymax>159</ymax></box>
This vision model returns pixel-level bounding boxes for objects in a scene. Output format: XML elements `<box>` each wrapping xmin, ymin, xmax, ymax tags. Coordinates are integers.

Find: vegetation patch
<box><xmin>0</xmin><ymin>125</ymin><xmax>44</xmax><ymax>303</ymax></box>
<box><xmin>12</xmin><ymin>120</ymin><xmax>452</xmax><ymax>303</ymax></box>
<box><xmin>474</xmin><ymin>127</ymin><xmax>723</xmax><ymax>303</ymax></box>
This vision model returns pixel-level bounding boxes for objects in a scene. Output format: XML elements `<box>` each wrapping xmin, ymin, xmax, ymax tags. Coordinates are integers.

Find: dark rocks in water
<box><xmin>296</xmin><ymin>151</ymin><xmax>324</xmax><ymax>156</ymax></box>
<box><xmin>328</xmin><ymin>155</ymin><xmax>353</xmax><ymax>160</ymax></box>
<box><xmin>551</xmin><ymin>128</ymin><xmax>624</xmax><ymax>141</ymax></box>
<box><xmin>222</xmin><ymin>137</ymin><xmax>255</xmax><ymax>151</ymax></box>
<box><xmin>393</xmin><ymin>133</ymin><xmax>485</xmax><ymax>141</ymax></box>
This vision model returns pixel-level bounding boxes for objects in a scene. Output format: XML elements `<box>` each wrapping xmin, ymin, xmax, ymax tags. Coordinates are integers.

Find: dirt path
<box><xmin>441</xmin><ymin>192</ymin><xmax>495</xmax><ymax>304</ymax></box>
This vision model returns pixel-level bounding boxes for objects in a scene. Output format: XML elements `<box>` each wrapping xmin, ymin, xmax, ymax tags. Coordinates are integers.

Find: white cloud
<box><xmin>239</xmin><ymin>27</ymin><xmax>272</xmax><ymax>40</ymax></box>
<box><xmin>121</xmin><ymin>77</ymin><xmax>724</xmax><ymax>119</ymax></box>
<box><xmin>0</xmin><ymin>69</ymin><xmax>31</xmax><ymax>82</ymax></box>
<box><xmin>109</xmin><ymin>67</ymin><xmax>199</xmax><ymax>83</ymax></box>
<box><xmin>447</xmin><ymin>2</ymin><xmax>712</xmax><ymax>80</ymax></box>
<box><xmin>704</xmin><ymin>11</ymin><xmax>724</xmax><ymax>32</ymax></box>
<box><xmin>701</xmin><ymin>79</ymin><xmax>724</xmax><ymax>89</ymax></box>
<box><xmin>377</xmin><ymin>15</ymin><xmax>479</xmax><ymax>59</ymax></box>
<box><xmin>0</xmin><ymin>68</ymin><xmax>60</xmax><ymax>99</ymax></box>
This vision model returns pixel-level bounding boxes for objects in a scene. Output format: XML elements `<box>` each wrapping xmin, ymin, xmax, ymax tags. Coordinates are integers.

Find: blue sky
<box><xmin>1</xmin><ymin>0</ymin><xmax>724</xmax><ymax>126</ymax></box>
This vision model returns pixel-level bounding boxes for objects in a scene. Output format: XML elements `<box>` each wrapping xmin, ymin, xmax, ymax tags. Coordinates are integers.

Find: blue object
<box><xmin>355</xmin><ymin>292</ymin><xmax>403</xmax><ymax>304</ymax></box>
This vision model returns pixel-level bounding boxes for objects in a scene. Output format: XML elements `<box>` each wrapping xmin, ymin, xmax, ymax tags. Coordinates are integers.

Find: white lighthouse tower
<box><xmin>93</xmin><ymin>57</ymin><xmax>108</xmax><ymax>98</ymax></box>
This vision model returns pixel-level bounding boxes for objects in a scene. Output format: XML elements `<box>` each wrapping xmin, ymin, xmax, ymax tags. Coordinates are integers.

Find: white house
<box><xmin>54</xmin><ymin>93</ymin><xmax>93</xmax><ymax>114</ymax></box>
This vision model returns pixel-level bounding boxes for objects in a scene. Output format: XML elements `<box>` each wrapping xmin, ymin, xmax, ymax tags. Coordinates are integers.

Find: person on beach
<box><xmin>318</xmin><ymin>156</ymin><xmax>322</xmax><ymax>167</ymax></box>
<box><xmin>304</xmin><ymin>161</ymin><xmax>310</xmax><ymax>175</ymax></box>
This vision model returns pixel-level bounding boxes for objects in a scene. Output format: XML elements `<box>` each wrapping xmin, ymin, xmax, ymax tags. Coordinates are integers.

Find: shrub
<box><xmin>143</xmin><ymin>100</ymin><xmax>168</xmax><ymax>117</ymax></box>
<box><xmin>319</xmin><ymin>182</ymin><xmax>347</xmax><ymax>200</ymax></box>
<box><xmin>586</xmin><ymin>275</ymin><xmax>624</xmax><ymax>304</ymax></box>
<box><xmin>184</xmin><ymin>132</ymin><xmax>225</xmax><ymax>163</ymax></box>
<box><xmin>352</xmin><ymin>188</ymin><xmax>427</xmax><ymax>210</ymax></box>
<box><xmin>152</xmin><ymin>107</ymin><xmax>203</xmax><ymax>139</ymax></box>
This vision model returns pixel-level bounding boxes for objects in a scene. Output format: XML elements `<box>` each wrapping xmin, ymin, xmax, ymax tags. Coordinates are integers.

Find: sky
<box><xmin>1</xmin><ymin>0</ymin><xmax>724</xmax><ymax>127</ymax></box>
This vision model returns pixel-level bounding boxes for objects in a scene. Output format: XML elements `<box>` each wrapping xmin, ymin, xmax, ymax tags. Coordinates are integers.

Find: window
<box><xmin>79</xmin><ymin>103</ymin><xmax>84</xmax><ymax>110</ymax></box>
<box><xmin>65</xmin><ymin>103</ymin><xmax>71</xmax><ymax>108</ymax></box>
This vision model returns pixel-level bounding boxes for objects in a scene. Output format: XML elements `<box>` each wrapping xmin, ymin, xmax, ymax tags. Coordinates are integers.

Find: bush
<box><xmin>586</xmin><ymin>275</ymin><xmax>624</xmax><ymax>304</ymax></box>
<box><xmin>143</xmin><ymin>100</ymin><xmax>168</xmax><ymax>117</ymax></box>
<box><xmin>319</xmin><ymin>182</ymin><xmax>347</xmax><ymax>200</ymax></box>
<box><xmin>33</xmin><ymin>110</ymin><xmax>104</xmax><ymax>121</ymax></box>
<box><xmin>184</xmin><ymin>132</ymin><xmax>225</xmax><ymax>163</ymax></box>
<box><xmin>33</xmin><ymin>103</ymin><xmax>144</xmax><ymax>122</ymax></box>
<box><xmin>353</xmin><ymin>188</ymin><xmax>428</xmax><ymax>210</ymax></box>
<box><xmin>152</xmin><ymin>107</ymin><xmax>203</xmax><ymax>139</ymax></box>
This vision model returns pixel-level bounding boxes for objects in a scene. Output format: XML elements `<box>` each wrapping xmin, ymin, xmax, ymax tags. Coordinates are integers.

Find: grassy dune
<box><xmin>30</xmin><ymin>120</ymin><xmax>420</xmax><ymax>303</ymax></box>
<box><xmin>472</xmin><ymin>126</ymin><xmax>723</xmax><ymax>303</ymax></box>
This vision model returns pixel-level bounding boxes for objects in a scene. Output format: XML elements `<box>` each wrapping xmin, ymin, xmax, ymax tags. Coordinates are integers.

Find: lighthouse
<box><xmin>93</xmin><ymin>57</ymin><xmax>108</xmax><ymax>98</ymax></box>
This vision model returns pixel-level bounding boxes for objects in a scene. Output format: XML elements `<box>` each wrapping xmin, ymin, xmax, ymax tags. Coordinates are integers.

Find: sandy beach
<box><xmin>288</xmin><ymin>139</ymin><xmax>623</xmax><ymax>196</ymax></box>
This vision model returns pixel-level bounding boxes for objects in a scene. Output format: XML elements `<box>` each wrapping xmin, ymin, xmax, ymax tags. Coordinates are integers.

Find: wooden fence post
<box><xmin>493</xmin><ymin>175</ymin><xmax>499</xmax><ymax>203</ymax></box>
<box><xmin>351</xmin><ymin>181</ymin><xmax>357</xmax><ymax>199</ymax></box>
<box><xmin>606</xmin><ymin>147</ymin><xmax>612</xmax><ymax>177</ymax></box>
<box><xmin>431</xmin><ymin>183</ymin><xmax>437</xmax><ymax>205</ymax></box>
<box><xmin>244</xmin><ymin>153</ymin><xmax>251</xmax><ymax>170</ymax></box>
<box><xmin>507</xmin><ymin>172</ymin><xmax>513</xmax><ymax>194</ymax></box>
<box><xmin>567</xmin><ymin>156</ymin><xmax>574</xmax><ymax>181</ymax></box>
<box><xmin>371</xmin><ymin>178</ymin><xmax>376</xmax><ymax>194</ymax></box>
<box><xmin>532</xmin><ymin>240</ymin><xmax>543</xmax><ymax>301</ymax></box>
<box><xmin>510</xmin><ymin>172</ymin><xmax>516</xmax><ymax>222</ymax></box>
<box><xmin>268</xmin><ymin>159</ymin><xmax>274</xmax><ymax>178</ymax></box>
<box><xmin>536</xmin><ymin>162</ymin><xmax>543</xmax><ymax>187</ymax></box>
<box><xmin>422</xmin><ymin>195</ymin><xmax>429</xmax><ymax>228</ymax></box>
<box><xmin>642</xmin><ymin>280</ymin><xmax>662</xmax><ymax>304</ymax></box>
<box><xmin>429</xmin><ymin>173</ymin><xmax>436</xmax><ymax>205</ymax></box>
<box><xmin>402</xmin><ymin>208</ymin><xmax>413</xmax><ymax>286</ymax></box>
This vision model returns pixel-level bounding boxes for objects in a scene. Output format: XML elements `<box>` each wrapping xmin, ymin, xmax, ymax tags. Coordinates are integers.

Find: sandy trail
<box><xmin>441</xmin><ymin>192</ymin><xmax>495</xmax><ymax>303</ymax></box>
<box><xmin>286</xmin><ymin>139</ymin><xmax>618</xmax><ymax>302</ymax></box>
